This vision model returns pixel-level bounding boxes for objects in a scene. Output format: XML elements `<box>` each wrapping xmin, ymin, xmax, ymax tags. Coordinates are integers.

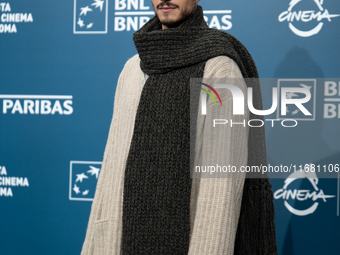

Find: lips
<box><xmin>159</xmin><ymin>7</ymin><xmax>176</xmax><ymax>13</ymax></box>
<box><xmin>158</xmin><ymin>3</ymin><xmax>178</xmax><ymax>13</ymax></box>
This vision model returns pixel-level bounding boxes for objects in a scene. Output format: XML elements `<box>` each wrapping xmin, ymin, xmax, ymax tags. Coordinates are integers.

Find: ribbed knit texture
<box><xmin>122</xmin><ymin>62</ymin><xmax>205</xmax><ymax>254</ymax></box>
<box><xmin>81</xmin><ymin>5</ymin><xmax>277</xmax><ymax>255</ymax></box>
<box><xmin>121</xmin><ymin>5</ymin><xmax>277</xmax><ymax>255</ymax></box>
<box><xmin>189</xmin><ymin>57</ymin><xmax>249</xmax><ymax>254</ymax></box>
<box><xmin>81</xmin><ymin>54</ymin><xmax>253</xmax><ymax>255</ymax></box>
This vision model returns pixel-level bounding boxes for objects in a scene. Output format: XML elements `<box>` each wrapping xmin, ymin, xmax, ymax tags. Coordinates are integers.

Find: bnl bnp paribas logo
<box><xmin>74</xmin><ymin>0</ymin><xmax>233</xmax><ymax>34</ymax></box>
<box><xmin>73</xmin><ymin>0</ymin><xmax>108</xmax><ymax>33</ymax></box>
<box><xmin>69</xmin><ymin>161</ymin><xmax>102</xmax><ymax>201</ymax></box>
<box><xmin>279</xmin><ymin>0</ymin><xmax>340</xmax><ymax>37</ymax></box>
<box><xmin>0</xmin><ymin>94</ymin><xmax>73</xmax><ymax>115</ymax></box>
<box><xmin>274</xmin><ymin>167</ymin><xmax>335</xmax><ymax>216</ymax></box>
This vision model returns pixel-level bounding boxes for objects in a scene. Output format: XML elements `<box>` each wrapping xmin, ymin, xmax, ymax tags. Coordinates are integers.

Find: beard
<box><xmin>153</xmin><ymin>2</ymin><xmax>197</xmax><ymax>28</ymax></box>
<box><xmin>160</xmin><ymin>15</ymin><xmax>189</xmax><ymax>28</ymax></box>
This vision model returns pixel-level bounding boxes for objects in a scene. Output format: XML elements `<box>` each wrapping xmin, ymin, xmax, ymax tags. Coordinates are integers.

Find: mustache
<box><xmin>157</xmin><ymin>2</ymin><xmax>179</xmax><ymax>9</ymax></box>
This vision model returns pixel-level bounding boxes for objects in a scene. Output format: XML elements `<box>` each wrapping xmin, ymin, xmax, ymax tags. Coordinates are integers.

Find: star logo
<box><xmin>300</xmin><ymin>83</ymin><xmax>312</xmax><ymax>91</ymax></box>
<box><xmin>74</xmin><ymin>0</ymin><xmax>108</xmax><ymax>34</ymax></box>
<box><xmin>87</xmin><ymin>166</ymin><xmax>100</xmax><ymax>179</ymax></box>
<box><xmin>292</xmin><ymin>109</ymin><xmax>299</xmax><ymax>115</ymax></box>
<box><xmin>73</xmin><ymin>184</ymin><xmax>81</xmax><ymax>194</ymax></box>
<box><xmin>77</xmin><ymin>17</ymin><xmax>85</xmax><ymax>28</ymax></box>
<box><xmin>69</xmin><ymin>161</ymin><xmax>102</xmax><ymax>201</ymax></box>
<box><xmin>80</xmin><ymin>6</ymin><xmax>92</xmax><ymax>16</ymax></box>
<box><xmin>91</xmin><ymin>0</ymin><xmax>104</xmax><ymax>11</ymax></box>
<box><xmin>286</xmin><ymin>92</ymin><xmax>299</xmax><ymax>99</ymax></box>
<box><xmin>75</xmin><ymin>172</ymin><xmax>89</xmax><ymax>183</ymax></box>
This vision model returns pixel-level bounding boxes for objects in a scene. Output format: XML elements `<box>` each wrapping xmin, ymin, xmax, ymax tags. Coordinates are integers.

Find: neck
<box><xmin>162</xmin><ymin>22</ymin><xmax>184</xmax><ymax>30</ymax></box>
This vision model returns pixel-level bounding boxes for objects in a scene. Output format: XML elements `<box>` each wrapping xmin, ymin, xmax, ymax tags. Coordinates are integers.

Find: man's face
<box><xmin>152</xmin><ymin>0</ymin><xmax>200</xmax><ymax>29</ymax></box>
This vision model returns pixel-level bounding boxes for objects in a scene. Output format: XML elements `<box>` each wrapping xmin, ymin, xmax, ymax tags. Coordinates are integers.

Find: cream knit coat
<box><xmin>81</xmin><ymin>54</ymin><xmax>249</xmax><ymax>255</ymax></box>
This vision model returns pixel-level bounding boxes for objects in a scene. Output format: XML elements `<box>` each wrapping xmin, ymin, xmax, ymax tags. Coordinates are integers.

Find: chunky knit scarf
<box><xmin>122</xmin><ymin>5</ymin><xmax>277</xmax><ymax>255</ymax></box>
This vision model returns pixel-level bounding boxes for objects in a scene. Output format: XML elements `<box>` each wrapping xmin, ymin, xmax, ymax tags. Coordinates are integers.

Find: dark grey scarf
<box><xmin>122</xmin><ymin>5</ymin><xmax>277</xmax><ymax>255</ymax></box>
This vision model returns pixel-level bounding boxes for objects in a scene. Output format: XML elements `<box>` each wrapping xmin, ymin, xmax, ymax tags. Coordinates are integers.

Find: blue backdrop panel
<box><xmin>0</xmin><ymin>0</ymin><xmax>339</xmax><ymax>254</ymax></box>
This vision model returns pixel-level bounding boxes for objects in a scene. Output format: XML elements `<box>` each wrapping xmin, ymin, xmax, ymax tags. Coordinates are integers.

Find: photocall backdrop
<box><xmin>1</xmin><ymin>0</ymin><xmax>339</xmax><ymax>254</ymax></box>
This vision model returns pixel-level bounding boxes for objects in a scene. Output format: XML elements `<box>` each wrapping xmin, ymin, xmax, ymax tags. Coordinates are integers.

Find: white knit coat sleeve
<box><xmin>81</xmin><ymin>54</ymin><xmax>144</xmax><ymax>255</ymax></box>
<box><xmin>188</xmin><ymin>56</ymin><xmax>249</xmax><ymax>255</ymax></box>
<box><xmin>81</xmin><ymin>55</ymin><xmax>248</xmax><ymax>255</ymax></box>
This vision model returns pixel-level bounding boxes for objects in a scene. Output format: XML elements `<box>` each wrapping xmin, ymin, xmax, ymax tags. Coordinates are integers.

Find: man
<box><xmin>81</xmin><ymin>0</ymin><xmax>277</xmax><ymax>254</ymax></box>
